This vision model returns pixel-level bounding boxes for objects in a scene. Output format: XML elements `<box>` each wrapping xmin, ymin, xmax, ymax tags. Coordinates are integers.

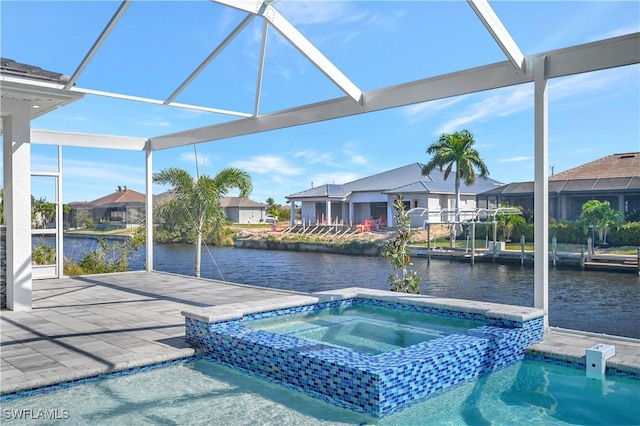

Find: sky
<box><xmin>1</xmin><ymin>0</ymin><xmax>639</xmax><ymax>205</ymax></box>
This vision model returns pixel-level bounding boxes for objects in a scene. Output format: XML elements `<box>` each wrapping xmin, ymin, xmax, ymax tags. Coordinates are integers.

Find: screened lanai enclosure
<box><xmin>1</xmin><ymin>0</ymin><xmax>639</xmax><ymax>333</ymax></box>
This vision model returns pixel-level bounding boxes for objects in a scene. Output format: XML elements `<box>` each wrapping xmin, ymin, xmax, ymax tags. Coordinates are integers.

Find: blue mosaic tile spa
<box><xmin>182</xmin><ymin>288</ymin><xmax>545</xmax><ymax>417</ymax></box>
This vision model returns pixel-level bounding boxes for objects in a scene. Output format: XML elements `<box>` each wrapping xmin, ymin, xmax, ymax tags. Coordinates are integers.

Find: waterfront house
<box><xmin>477</xmin><ymin>152</ymin><xmax>640</xmax><ymax>221</ymax></box>
<box><xmin>286</xmin><ymin>163</ymin><xmax>503</xmax><ymax>227</ymax></box>
<box><xmin>66</xmin><ymin>188</ymin><xmax>145</xmax><ymax>230</ymax></box>
<box><xmin>67</xmin><ymin>190</ymin><xmax>269</xmax><ymax>229</ymax></box>
<box><xmin>154</xmin><ymin>191</ymin><xmax>268</xmax><ymax>224</ymax></box>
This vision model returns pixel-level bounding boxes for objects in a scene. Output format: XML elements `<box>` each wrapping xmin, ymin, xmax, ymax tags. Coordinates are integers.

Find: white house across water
<box><xmin>286</xmin><ymin>163</ymin><xmax>503</xmax><ymax>227</ymax></box>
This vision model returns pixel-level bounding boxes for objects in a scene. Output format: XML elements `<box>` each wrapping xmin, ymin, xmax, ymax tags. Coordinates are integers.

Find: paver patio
<box><xmin>1</xmin><ymin>271</ymin><xmax>294</xmax><ymax>394</ymax></box>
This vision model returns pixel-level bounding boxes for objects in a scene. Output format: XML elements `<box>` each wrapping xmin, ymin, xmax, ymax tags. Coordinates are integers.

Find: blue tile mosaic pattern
<box><xmin>185</xmin><ymin>297</ymin><xmax>545</xmax><ymax>417</ymax></box>
<box><xmin>0</xmin><ymin>356</ymin><xmax>200</xmax><ymax>403</ymax></box>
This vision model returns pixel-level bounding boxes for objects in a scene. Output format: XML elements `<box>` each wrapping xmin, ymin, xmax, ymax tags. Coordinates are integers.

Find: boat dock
<box><xmin>409</xmin><ymin>245</ymin><xmax>640</xmax><ymax>274</ymax></box>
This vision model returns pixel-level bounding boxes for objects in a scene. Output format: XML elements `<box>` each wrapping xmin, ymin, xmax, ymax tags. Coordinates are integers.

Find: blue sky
<box><xmin>1</xmin><ymin>1</ymin><xmax>639</xmax><ymax>205</ymax></box>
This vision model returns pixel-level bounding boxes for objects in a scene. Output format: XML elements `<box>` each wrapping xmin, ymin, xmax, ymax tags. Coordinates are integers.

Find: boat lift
<box><xmin>408</xmin><ymin>207</ymin><xmax>523</xmax><ymax>266</ymax></box>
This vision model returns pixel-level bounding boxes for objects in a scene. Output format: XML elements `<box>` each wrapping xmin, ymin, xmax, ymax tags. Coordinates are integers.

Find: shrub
<box><xmin>32</xmin><ymin>240</ymin><xmax>56</xmax><ymax>265</ymax></box>
<box><xmin>549</xmin><ymin>222</ymin><xmax>585</xmax><ymax>244</ymax></box>
<box><xmin>607</xmin><ymin>222</ymin><xmax>640</xmax><ymax>246</ymax></box>
<box><xmin>382</xmin><ymin>195</ymin><xmax>421</xmax><ymax>294</ymax></box>
<box><xmin>63</xmin><ymin>261</ymin><xmax>85</xmax><ymax>276</ymax></box>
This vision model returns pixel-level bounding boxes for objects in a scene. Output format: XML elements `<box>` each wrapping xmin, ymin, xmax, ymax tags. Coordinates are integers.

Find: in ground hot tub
<box><xmin>182</xmin><ymin>288</ymin><xmax>545</xmax><ymax>417</ymax></box>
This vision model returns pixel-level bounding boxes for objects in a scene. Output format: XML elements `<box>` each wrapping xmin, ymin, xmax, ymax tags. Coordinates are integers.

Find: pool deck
<box><xmin>2</xmin><ymin>271</ymin><xmax>639</xmax><ymax>395</ymax></box>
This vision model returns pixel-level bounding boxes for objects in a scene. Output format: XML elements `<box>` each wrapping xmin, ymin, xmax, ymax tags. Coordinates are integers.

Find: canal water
<box><xmin>44</xmin><ymin>237</ymin><xmax>640</xmax><ymax>339</ymax></box>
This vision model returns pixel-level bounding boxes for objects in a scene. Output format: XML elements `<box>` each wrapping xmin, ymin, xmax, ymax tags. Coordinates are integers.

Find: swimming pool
<box><xmin>183</xmin><ymin>287</ymin><xmax>546</xmax><ymax>416</ymax></box>
<box><xmin>2</xmin><ymin>357</ymin><xmax>638</xmax><ymax>425</ymax></box>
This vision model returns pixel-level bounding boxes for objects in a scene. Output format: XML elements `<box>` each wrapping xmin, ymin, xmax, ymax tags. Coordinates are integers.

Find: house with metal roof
<box><xmin>286</xmin><ymin>163</ymin><xmax>503</xmax><ymax>227</ymax></box>
<box><xmin>477</xmin><ymin>152</ymin><xmax>640</xmax><ymax>221</ymax></box>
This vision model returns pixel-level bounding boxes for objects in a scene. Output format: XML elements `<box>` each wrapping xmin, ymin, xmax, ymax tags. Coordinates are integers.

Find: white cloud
<box><xmin>590</xmin><ymin>24</ymin><xmax>640</xmax><ymax>41</ymax></box>
<box><xmin>180</xmin><ymin>152</ymin><xmax>213</xmax><ymax>169</ymax></box>
<box><xmin>431</xmin><ymin>68</ymin><xmax>629</xmax><ymax>134</ymax></box>
<box><xmin>498</xmin><ymin>156</ymin><xmax>533</xmax><ymax>163</ymax></box>
<box><xmin>401</xmin><ymin>97</ymin><xmax>467</xmax><ymax>125</ymax></box>
<box><xmin>135</xmin><ymin>119</ymin><xmax>171</xmax><ymax>127</ymax></box>
<box><xmin>436</xmin><ymin>86</ymin><xmax>533</xmax><ymax>134</ymax></box>
<box><xmin>62</xmin><ymin>159</ymin><xmax>145</xmax><ymax>199</ymax></box>
<box><xmin>231</xmin><ymin>155</ymin><xmax>303</xmax><ymax>175</ymax></box>
<box><xmin>349</xmin><ymin>154</ymin><xmax>367</xmax><ymax>165</ymax></box>
<box><xmin>293</xmin><ymin>149</ymin><xmax>335</xmax><ymax>165</ymax></box>
<box><xmin>311</xmin><ymin>171</ymin><xmax>360</xmax><ymax>186</ymax></box>
<box><xmin>277</xmin><ymin>2</ymin><xmax>363</xmax><ymax>26</ymax></box>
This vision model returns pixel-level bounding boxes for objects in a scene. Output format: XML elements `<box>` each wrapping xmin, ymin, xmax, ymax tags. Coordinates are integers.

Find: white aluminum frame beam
<box><xmin>31</xmin><ymin>129</ymin><xmax>147</xmax><ymax>151</ymax></box>
<box><xmin>254</xmin><ymin>20</ymin><xmax>269</xmax><ymax>116</ymax></box>
<box><xmin>149</xmin><ymin>33</ymin><xmax>639</xmax><ymax>150</ymax></box>
<box><xmin>468</xmin><ymin>0</ymin><xmax>525</xmax><ymax>72</ymax></box>
<box><xmin>65</xmin><ymin>0</ymin><xmax>131</xmax><ymax>89</ymax></box>
<box><xmin>69</xmin><ymin>87</ymin><xmax>252</xmax><ymax>117</ymax></box>
<box><xmin>213</xmin><ymin>0</ymin><xmax>363</xmax><ymax>104</ymax></box>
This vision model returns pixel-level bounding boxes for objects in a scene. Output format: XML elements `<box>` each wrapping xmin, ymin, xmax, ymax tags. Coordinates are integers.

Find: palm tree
<box><xmin>153</xmin><ymin>167</ymin><xmax>252</xmax><ymax>278</ymax></box>
<box><xmin>422</xmin><ymin>130</ymin><xmax>489</xmax><ymax>244</ymax></box>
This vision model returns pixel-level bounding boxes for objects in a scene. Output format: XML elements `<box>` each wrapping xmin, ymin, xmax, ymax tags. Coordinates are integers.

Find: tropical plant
<box><xmin>153</xmin><ymin>167</ymin><xmax>252</xmax><ymax>277</ymax></box>
<box><xmin>382</xmin><ymin>194</ymin><xmax>421</xmax><ymax>294</ymax></box>
<box><xmin>32</xmin><ymin>239</ymin><xmax>56</xmax><ymax>265</ymax></box>
<box><xmin>69</xmin><ymin>235</ymin><xmax>144</xmax><ymax>275</ymax></box>
<box><xmin>496</xmin><ymin>208</ymin><xmax>526</xmax><ymax>242</ymax></box>
<box><xmin>31</xmin><ymin>196</ymin><xmax>70</xmax><ymax>228</ymax></box>
<box><xmin>578</xmin><ymin>200</ymin><xmax>623</xmax><ymax>245</ymax></box>
<box><xmin>266</xmin><ymin>197</ymin><xmax>275</xmax><ymax>208</ymax></box>
<box><xmin>422</xmin><ymin>130</ymin><xmax>489</xmax><ymax>245</ymax></box>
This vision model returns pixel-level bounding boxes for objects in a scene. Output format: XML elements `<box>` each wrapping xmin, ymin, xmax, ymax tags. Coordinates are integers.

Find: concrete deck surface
<box><xmin>2</xmin><ymin>271</ymin><xmax>639</xmax><ymax>396</ymax></box>
<box><xmin>1</xmin><ymin>272</ymin><xmax>294</xmax><ymax>394</ymax></box>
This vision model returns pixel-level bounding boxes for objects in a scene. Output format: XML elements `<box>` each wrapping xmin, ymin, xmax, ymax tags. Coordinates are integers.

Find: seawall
<box><xmin>234</xmin><ymin>239</ymin><xmax>382</xmax><ymax>256</ymax></box>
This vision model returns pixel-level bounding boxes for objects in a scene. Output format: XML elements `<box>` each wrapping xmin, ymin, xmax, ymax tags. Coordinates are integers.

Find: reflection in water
<box><xmin>44</xmin><ymin>237</ymin><xmax>640</xmax><ymax>338</ymax></box>
<box><xmin>500</xmin><ymin>361</ymin><xmax>639</xmax><ymax>425</ymax></box>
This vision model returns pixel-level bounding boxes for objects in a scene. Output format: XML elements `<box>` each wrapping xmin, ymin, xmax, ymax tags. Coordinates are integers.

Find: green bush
<box><xmin>512</xmin><ymin>222</ymin><xmax>534</xmax><ymax>242</ymax></box>
<box><xmin>549</xmin><ymin>222</ymin><xmax>585</xmax><ymax>244</ymax></box>
<box><xmin>607</xmin><ymin>222</ymin><xmax>640</xmax><ymax>246</ymax></box>
<box><xmin>32</xmin><ymin>240</ymin><xmax>56</xmax><ymax>265</ymax></box>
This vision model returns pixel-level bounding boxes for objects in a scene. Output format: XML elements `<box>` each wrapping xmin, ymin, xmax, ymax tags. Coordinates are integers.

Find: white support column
<box><xmin>289</xmin><ymin>201</ymin><xmax>295</xmax><ymax>226</ymax></box>
<box><xmin>57</xmin><ymin>145</ymin><xmax>63</xmax><ymax>279</ymax></box>
<box><xmin>348</xmin><ymin>202</ymin><xmax>354</xmax><ymax>226</ymax></box>
<box><xmin>145</xmin><ymin>144</ymin><xmax>154</xmax><ymax>272</ymax></box>
<box><xmin>387</xmin><ymin>202</ymin><xmax>394</xmax><ymax>228</ymax></box>
<box><xmin>326</xmin><ymin>200</ymin><xmax>332</xmax><ymax>225</ymax></box>
<box><xmin>2</xmin><ymin>102</ymin><xmax>32</xmax><ymax>310</ymax></box>
<box><xmin>533</xmin><ymin>55</ymin><xmax>549</xmax><ymax>328</ymax></box>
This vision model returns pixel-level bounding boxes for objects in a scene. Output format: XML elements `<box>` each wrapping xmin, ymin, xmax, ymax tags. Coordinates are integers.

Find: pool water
<box><xmin>245</xmin><ymin>304</ymin><xmax>484</xmax><ymax>354</ymax></box>
<box><xmin>3</xmin><ymin>359</ymin><xmax>638</xmax><ymax>425</ymax></box>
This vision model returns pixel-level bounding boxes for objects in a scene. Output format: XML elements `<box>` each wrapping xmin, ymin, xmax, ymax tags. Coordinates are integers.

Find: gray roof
<box><xmin>480</xmin><ymin>176</ymin><xmax>640</xmax><ymax>197</ymax></box>
<box><xmin>386</xmin><ymin>178</ymin><xmax>503</xmax><ymax>195</ymax></box>
<box><xmin>287</xmin><ymin>183</ymin><xmax>349</xmax><ymax>199</ymax></box>
<box><xmin>153</xmin><ymin>191</ymin><xmax>266</xmax><ymax>208</ymax></box>
<box><xmin>219</xmin><ymin>197</ymin><xmax>267</xmax><ymax>208</ymax></box>
<box><xmin>1</xmin><ymin>58</ymin><xmax>70</xmax><ymax>84</ymax></box>
<box><xmin>288</xmin><ymin>163</ymin><xmax>503</xmax><ymax>199</ymax></box>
